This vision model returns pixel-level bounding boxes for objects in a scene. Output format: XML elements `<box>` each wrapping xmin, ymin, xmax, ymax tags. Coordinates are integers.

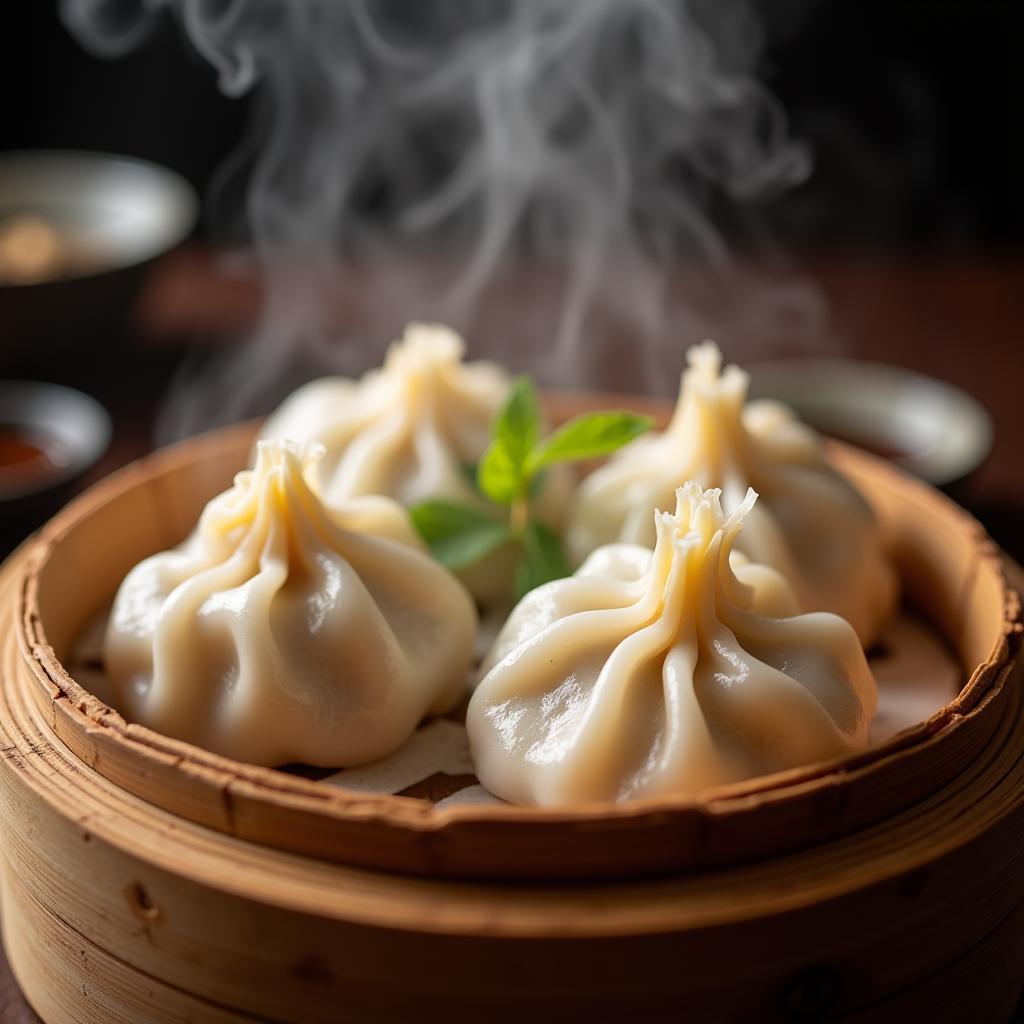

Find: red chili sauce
<box><xmin>0</xmin><ymin>425</ymin><xmax>68</xmax><ymax>490</ymax></box>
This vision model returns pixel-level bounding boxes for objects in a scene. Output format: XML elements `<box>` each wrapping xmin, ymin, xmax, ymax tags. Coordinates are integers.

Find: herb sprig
<box><xmin>411</xmin><ymin>377</ymin><xmax>651</xmax><ymax>601</ymax></box>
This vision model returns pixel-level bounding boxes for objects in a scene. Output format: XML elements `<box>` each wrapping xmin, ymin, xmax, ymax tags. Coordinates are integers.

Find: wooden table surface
<box><xmin>0</xmin><ymin>248</ymin><xmax>1021</xmax><ymax>1021</ymax></box>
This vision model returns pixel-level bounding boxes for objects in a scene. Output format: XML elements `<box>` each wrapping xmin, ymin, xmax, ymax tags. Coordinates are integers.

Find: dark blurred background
<box><xmin>1</xmin><ymin>0</ymin><xmax>1022</xmax><ymax>555</ymax></box>
<box><xmin>9</xmin><ymin>1</ymin><xmax>1022</xmax><ymax>249</ymax></box>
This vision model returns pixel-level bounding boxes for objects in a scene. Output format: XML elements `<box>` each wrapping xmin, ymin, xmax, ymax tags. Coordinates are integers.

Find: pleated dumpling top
<box><xmin>567</xmin><ymin>341</ymin><xmax>898</xmax><ymax>645</ymax></box>
<box><xmin>469</xmin><ymin>482</ymin><xmax>877</xmax><ymax>806</ymax></box>
<box><xmin>260</xmin><ymin>324</ymin><xmax>510</xmax><ymax>508</ymax></box>
<box><xmin>260</xmin><ymin>323</ymin><xmax>571</xmax><ymax>604</ymax></box>
<box><xmin>105</xmin><ymin>440</ymin><xmax>477</xmax><ymax>767</ymax></box>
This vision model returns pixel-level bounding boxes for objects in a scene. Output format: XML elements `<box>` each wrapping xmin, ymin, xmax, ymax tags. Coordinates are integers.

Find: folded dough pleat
<box><xmin>105</xmin><ymin>440</ymin><xmax>478</xmax><ymax>767</ymax></box>
<box><xmin>469</xmin><ymin>482</ymin><xmax>878</xmax><ymax>806</ymax></box>
<box><xmin>567</xmin><ymin>341</ymin><xmax>898</xmax><ymax>645</ymax></box>
<box><xmin>260</xmin><ymin>323</ymin><xmax>573</xmax><ymax>605</ymax></box>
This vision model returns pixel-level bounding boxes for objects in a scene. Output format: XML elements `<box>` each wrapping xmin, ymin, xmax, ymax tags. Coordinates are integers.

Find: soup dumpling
<box><xmin>105</xmin><ymin>440</ymin><xmax>477</xmax><ymax>767</ymax></box>
<box><xmin>567</xmin><ymin>341</ymin><xmax>898</xmax><ymax>645</ymax></box>
<box><xmin>260</xmin><ymin>323</ymin><xmax>571</xmax><ymax>604</ymax></box>
<box><xmin>469</xmin><ymin>482</ymin><xmax>877</xmax><ymax>806</ymax></box>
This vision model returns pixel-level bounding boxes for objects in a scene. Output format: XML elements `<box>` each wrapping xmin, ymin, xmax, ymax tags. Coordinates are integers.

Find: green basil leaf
<box><xmin>514</xmin><ymin>521</ymin><xmax>571</xmax><ymax>601</ymax></box>
<box><xmin>494</xmin><ymin>375</ymin><xmax>540</xmax><ymax>470</ymax></box>
<box><xmin>525</xmin><ymin>411</ymin><xmax>652</xmax><ymax>473</ymax></box>
<box><xmin>410</xmin><ymin>500</ymin><xmax>514</xmax><ymax>570</ymax></box>
<box><xmin>476</xmin><ymin>439</ymin><xmax>523</xmax><ymax>505</ymax></box>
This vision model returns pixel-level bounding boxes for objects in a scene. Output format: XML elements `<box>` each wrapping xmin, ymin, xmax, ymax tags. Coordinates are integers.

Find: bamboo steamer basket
<box><xmin>0</xmin><ymin>393</ymin><xmax>1021</xmax><ymax>1022</ymax></box>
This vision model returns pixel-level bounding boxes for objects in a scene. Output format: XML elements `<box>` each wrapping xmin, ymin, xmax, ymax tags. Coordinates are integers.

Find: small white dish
<box><xmin>0</xmin><ymin>381</ymin><xmax>111</xmax><ymax>502</ymax></box>
<box><xmin>747</xmin><ymin>358</ymin><xmax>993</xmax><ymax>486</ymax></box>
<box><xmin>0</xmin><ymin>150</ymin><xmax>197</xmax><ymax>285</ymax></box>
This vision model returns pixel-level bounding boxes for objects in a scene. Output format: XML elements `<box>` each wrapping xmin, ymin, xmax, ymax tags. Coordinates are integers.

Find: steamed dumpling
<box><xmin>260</xmin><ymin>324</ymin><xmax>572</xmax><ymax>607</ymax></box>
<box><xmin>261</xmin><ymin>324</ymin><xmax>511</xmax><ymax>508</ymax></box>
<box><xmin>567</xmin><ymin>341</ymin><xmax>898</xmax><ymax>645</ymax></box>
<box><xmin>469</xmin><ymin>482</ymin><xmax>877</xmax><ymax>806</ymax></box>
<box><xmin>104</xmin><ymin>440</ymin><xmax>477</xmax><ymax>767</ymax></box>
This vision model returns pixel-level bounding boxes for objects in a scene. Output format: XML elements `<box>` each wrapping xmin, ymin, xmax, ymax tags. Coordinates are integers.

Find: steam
<box><xmin>61</xmin><ymin>0</ymin><xmax>824</xmax><ymax>441</ymax></box>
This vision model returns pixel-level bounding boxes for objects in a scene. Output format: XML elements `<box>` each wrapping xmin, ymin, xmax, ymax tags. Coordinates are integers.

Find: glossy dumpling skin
<box><xmin>261</xmin><ymin>323</ymin><xmax>506</xmax><ymax>508</ymax></box>
<box><xmin>259</xmin><ymin>323</ymin><xmax>571</xmax><ymax>605</ymax></box>
<box><xmin>104</xmin><ymin>441</ymin><xmax>478</xmax><ymax>767</ymax></box>
<box><xmin>566</xmin><ymin>341</ymin><xmax>898</xmax><ymax>646</ymax></box>
<box><xmin>469</xmin><ymin>482</ymin><xmax>878</xmax><ymax>806</ymax></box>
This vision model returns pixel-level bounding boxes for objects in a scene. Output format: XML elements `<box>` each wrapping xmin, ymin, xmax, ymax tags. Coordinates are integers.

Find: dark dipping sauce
<box><xmin>0</xmin><ymin>424</ymin><xmax>70</xmax><ymax>491</ymax></box>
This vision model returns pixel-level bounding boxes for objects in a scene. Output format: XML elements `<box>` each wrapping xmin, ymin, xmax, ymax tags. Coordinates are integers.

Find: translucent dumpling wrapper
<box><xmin>567</xmin><ymin>341</ymin><xmax>898</xmax><ymax>645</ymax></box>
<box><xmin>260</xmin><ymin>323</ymin><xmax>572</xmax><ymax>604</ymax></box>
<box><xmin>469</xmin><ymin>482</ymin><xmax>878</xmax><ymax>806</ymax></box>
<box><xmin>104</xmin><ymin>440</ymin><xmax>477</xmax><ymax>767</ymax></box>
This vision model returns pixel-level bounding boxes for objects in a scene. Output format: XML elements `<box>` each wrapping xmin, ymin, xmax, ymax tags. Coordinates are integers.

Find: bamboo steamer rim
<box><xmin>2</xmin><ymin>550</ymin><xmax>1024</xmax><ymax>939</ymax></box>
<box><xmin>4</xmin><ymin>541</ymin><xmax>1024</xmax><ymax>1024</ymax></box>
<box><xmin>12</xmin><ymin>392</ymin><xmax>1023</xmax><ymax>881</ymax></box>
